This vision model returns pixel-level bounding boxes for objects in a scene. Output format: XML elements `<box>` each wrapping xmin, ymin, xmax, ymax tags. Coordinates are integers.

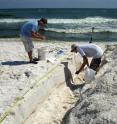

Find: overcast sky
<box><xmin>0</xmin><ymin>0</ymin><xmax>117</xmax><ymax>9</ymax></box>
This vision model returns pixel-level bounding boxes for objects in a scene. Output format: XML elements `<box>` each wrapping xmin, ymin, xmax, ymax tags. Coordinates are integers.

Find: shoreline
<box><xmin>0</xmin><ymin>38</ymin><xmax>117</xmax><ymax>44</ymax></box>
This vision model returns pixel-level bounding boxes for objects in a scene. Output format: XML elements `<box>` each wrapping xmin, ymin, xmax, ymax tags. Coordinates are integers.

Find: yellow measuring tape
<box><xmin>0</xmin><ymin>54</ymin><xmax>71</xmax><ymax>123</ymax></box>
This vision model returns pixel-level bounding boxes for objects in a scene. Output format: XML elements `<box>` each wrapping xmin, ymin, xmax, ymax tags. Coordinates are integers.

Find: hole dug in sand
<box><xmin>24</xmin><ymin>83</ymin><xmax>79</xmax><ymax>124</ymax></box>
<box><xmin>24</xmin><ymin>73</ymin><xmax>84</xmax><ymax>124</ymax></box>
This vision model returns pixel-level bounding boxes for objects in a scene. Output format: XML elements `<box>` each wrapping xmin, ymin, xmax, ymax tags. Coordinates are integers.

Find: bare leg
<box><xmin>28</xmin><ymin>51</ymin><xmax>38</xmax><ymax>64</ymax></box>
<box><xmin>28</xmin><ymin>51</ymin><xmax>33</xmax><ymax>62</ymax></box>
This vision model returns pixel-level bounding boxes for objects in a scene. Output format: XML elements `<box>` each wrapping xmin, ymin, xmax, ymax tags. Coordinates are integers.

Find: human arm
<box><xmin>31</xmin><ymin>31</ymin><xmax>45</xmax><ymax>40</ymax></box>
<box><xmin>75</xmin><ymin>56</ymin><xmax>89</xmax><ymax>74</ymax></box>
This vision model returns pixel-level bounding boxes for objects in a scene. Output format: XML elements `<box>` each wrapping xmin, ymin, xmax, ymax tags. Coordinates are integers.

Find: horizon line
<box><xmin>0</xmin><ymin>7</ymin><xmax>117</xmax><ymax>10</ymax></box>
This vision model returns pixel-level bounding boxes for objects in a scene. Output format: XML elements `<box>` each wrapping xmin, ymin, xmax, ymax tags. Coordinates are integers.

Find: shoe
<box><xmin>33</xmin><ymin>57</ymin><xmax>40</xmax><ymax>61</ymax></box>
<box><xmin>29</xmin><ymin>60</ymin><xmax>38</xmax><ymax>64</ymax></box>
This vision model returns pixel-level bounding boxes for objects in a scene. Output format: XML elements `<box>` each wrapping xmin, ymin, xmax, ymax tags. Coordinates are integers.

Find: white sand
<box><xmin>24</xmin><ymin>83</ymin><xmax>78</xmax><ymax>124</ymax></box>
<box><xmin>0</xmin><ymin>38</ymin><xmax>106</xmax><ymax>123</ymax></box>
<box><xmin>0</xmin><ymin>39</ymin><xmax>68</xmax><ymax>115</ymax></box>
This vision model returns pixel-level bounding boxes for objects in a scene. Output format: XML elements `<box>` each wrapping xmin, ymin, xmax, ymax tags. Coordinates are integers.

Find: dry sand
<box><xmin>0</xmin><ymin>38</ymin><xmax>72</xmax><ymax>116</ymax></box>
<box><xmin>24</xmin><ymin>82</ymin><xmax>78</xmax><ymax>124</ymax></box>
<box><xmin>0</xmin><ymin>38</ymin><xmax>107</xmax><ymax>123</ymax></box>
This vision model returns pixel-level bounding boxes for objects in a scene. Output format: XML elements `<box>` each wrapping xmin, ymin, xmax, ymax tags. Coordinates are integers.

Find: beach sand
<box><xmin>0</xmin><ymin>38</ymin><xmax>107</xmax><ymax>123</ymax></box>
<box><xmin>24</xmin><ymin>82</ymin><xmax>77</xmax><ymax>124</ymax></box>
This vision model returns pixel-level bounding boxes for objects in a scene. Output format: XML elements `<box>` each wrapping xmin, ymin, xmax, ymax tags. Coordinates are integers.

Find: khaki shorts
<box><xmin>20</xmin><ymin>35</ymin><xmax>34</xmax><ymax>52</ymax></box>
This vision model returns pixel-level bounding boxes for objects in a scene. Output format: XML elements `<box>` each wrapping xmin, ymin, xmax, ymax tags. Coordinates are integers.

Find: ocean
<box><xmin>0</xmin><ymin>8</ymin><xmax>117</xmax><ymax>42</ymax></box>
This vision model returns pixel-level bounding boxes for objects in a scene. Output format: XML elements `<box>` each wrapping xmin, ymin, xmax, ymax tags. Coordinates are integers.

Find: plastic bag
<box><xmin>84</xmin><ymin>67</ymin><xmax>96</xmax><ymax>83</ymax></box>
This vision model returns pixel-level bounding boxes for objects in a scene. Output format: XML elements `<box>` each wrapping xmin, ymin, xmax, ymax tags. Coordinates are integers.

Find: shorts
<box><xmin>90</xmin><ymin>58</ymin><xmax>101</xmax><ymax>71</ymax></box>
<box><xmin>20</xmin><ymin>35</ymin><xmax>34</xmax><ymax>53</ymax></box>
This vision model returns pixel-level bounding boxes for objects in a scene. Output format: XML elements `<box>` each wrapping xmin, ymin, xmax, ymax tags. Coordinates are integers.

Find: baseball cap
<box><xmin>40</xmin><ymin>18</ymin><xmax>47</xmax><ymax>24</ymax></box>
<box><xmin>71</xmin><ymin>44</ymin><xmax>77</xmax><ymax>52</ymax></box>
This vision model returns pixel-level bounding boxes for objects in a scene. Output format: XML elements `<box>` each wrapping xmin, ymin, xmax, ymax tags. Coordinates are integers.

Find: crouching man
<box><xmin>71</xmin><ymin>44</ymin><xmax>104</xmax><ymax>74</ymax></box>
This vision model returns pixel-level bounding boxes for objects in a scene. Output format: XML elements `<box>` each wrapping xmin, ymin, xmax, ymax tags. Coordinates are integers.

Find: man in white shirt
<box><xmin>71</xmin><ymin>44</ymin><xmax>104</xmax><ymax>74</ymax></box>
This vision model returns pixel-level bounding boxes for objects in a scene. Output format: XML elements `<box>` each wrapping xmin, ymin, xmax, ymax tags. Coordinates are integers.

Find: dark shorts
<box><xmin>90</xmin><ymin>58</ymin><xmax>101</xmax><ymax>71</ymax></box>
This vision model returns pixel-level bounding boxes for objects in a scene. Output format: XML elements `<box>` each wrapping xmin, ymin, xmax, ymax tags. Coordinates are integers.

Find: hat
<box><xmin>71</xmin><ymin>44</ymin><xmax>77</xmax><ymax>52</ymax></box>
<box><xmin>40</xmin><ymin>18</ymin><xmax>47</xmax><ymax>24</ymax></box>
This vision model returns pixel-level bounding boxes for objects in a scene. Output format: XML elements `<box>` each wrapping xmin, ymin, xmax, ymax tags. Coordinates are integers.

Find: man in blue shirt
<box><xmin>20</xmin><ymin>18</ymin><xmax>47</xmax><ymax>64</ymax></box>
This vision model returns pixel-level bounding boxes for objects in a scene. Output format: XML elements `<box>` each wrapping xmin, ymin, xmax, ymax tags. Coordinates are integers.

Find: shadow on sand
<box><xmin>1</xmin><ymin>61</ymin><xmax>29</xmax><ymax>66</ymax></box>
<box><xmin>61</xmin><ymin>62</ymin><xmax>85</xmax><ymax>91</ymax></box>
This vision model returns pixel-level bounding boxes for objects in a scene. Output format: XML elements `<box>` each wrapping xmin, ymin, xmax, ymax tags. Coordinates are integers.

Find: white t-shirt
<box><xmin>76</xmin><ymin>44</ymin><xmax>104</xmax><ymax>59</ymax></box>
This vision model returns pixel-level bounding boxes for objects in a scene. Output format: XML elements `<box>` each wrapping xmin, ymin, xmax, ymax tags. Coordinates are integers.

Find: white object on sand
<box><xmin>47</xmin><ymin>57</ymin><xmax>56</xmax><ymax>63</ymax></box>
<box><xmin>84</xmin><ymin>67</ymin><xmax>96</xmax><ymax>83</ymax></box>
<box><xmin>37</xmin><ymin>47</ymin><xmax>47</xmax><ymax>60</ymax></box>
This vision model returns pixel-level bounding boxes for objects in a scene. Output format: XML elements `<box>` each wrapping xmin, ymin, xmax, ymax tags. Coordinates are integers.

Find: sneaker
<box><xmin>29</xmin><ymin>60</ymin><xmax>38</xmax><ymax>64</ymax></box>
<box><xmin>33</xmin><ymin>57</ymin><xmax>40</xmax><ymax>61</ymax></box>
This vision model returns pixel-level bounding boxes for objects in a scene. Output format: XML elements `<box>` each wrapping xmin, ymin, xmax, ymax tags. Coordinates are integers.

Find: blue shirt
<box><xmin>20</xmin><ymin>21</ymin><xmax>39</xmax><ymax>37</ymax></box>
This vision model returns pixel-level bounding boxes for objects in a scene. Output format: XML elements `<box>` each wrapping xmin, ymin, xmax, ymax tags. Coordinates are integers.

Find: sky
<box><xmin>0</xmin><ymin>0</ymin><xmax>117</xmax><ymax>9</ymax></box>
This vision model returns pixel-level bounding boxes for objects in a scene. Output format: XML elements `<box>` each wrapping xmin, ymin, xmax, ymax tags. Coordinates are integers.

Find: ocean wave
<box><xmin>0</xmin><ymin>18</ymin><xmax>35</xmax><ymax>23</ymax></box>
<box><xmin>0</xmin><ymin>17</ymin><xmax>117</xmax><ymax>24</ymax></box>
<box><xmin>0</xmin><ymin>17</ymin><xmax>117</xmax><ymax>34</ymax></box>
<box><xmin>0</xmin><ymin>19</ymin><xmax>37</xmax><ymax>29</ymax></box>
<box><xmin>48</xmin><ymin>17</ymin><xmax>117</xmax><ymax>24</ymax></box>
<box><xmin>46</xmin><ymin>28</ymin><xmax>117</xmax><ymax>34</ymax></box>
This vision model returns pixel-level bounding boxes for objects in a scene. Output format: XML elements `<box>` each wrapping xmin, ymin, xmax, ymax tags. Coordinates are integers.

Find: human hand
<box><xmin>75</xmin><ymin>70</ymin><xmax>80</xmax><ymax>74</ymax></box>
<box><xmin>41</xmin><ymin>36</ymin><xmax>46</xmax><ymax>40</ymax></box>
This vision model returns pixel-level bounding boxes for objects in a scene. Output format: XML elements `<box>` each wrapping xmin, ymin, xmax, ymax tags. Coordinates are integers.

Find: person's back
<box><xmin>78</xmin><ymin>44</ymin><xmax>103</xmax><ymax>59</ymax></box>
<box><xmin>71</xmin><ymin>43</ymin><xmax>104</xmax><ymax>72</ymax></box>
<box><xmin>20</xmin><ymin>21</ymin><xmax>38</xmax><ymax>37</ymax></box>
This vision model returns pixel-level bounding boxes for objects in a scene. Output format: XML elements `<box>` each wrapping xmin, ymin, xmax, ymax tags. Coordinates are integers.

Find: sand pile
<box><xmin>62</xmin><ymin>44</ymin><xmax>117</xmax><ymax>124</ymax></box>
